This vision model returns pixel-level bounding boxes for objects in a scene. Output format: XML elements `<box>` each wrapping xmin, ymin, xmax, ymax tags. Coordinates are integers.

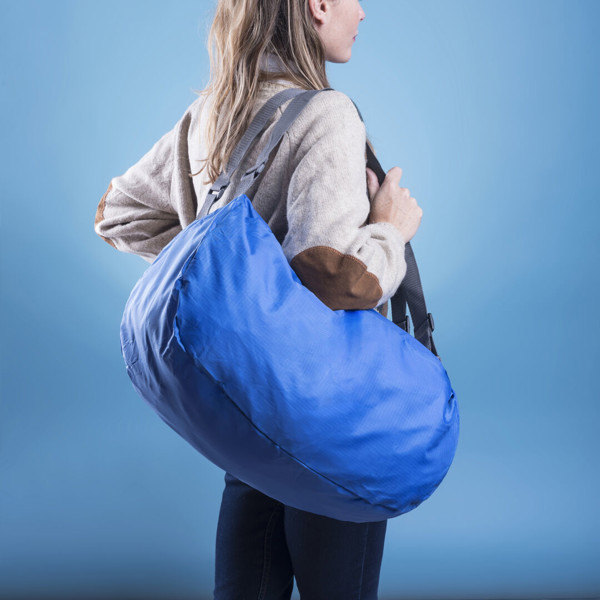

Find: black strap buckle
<box><xmin>427</xmin><ymin>312</ymin><xmax>435</xmax><ymax>332</ymax></box>
<box><xmin>395</xmin><ymin>315</ymin><xmax>411</xmax><ymax>333</ymax></box>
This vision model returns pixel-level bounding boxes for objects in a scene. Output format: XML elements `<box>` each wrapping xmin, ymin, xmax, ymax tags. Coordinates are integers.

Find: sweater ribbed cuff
<box><xmin>367</xmin><ymin>220</ymin><xmax>407</xmax><ymax>250</ymax></box>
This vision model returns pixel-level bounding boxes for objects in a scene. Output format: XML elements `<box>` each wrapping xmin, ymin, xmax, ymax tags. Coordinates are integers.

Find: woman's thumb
<box><xmin>366</xmin><ymin>167</ymin><xmax>380</xmax><ymax>200</ymax></box>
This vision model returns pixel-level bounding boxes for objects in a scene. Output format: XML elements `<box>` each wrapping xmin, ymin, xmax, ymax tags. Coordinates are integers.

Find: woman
<box><xmin>95</xmin><ymin>0</ymin><xmax>423</xmax><ymax>597</ymax></box>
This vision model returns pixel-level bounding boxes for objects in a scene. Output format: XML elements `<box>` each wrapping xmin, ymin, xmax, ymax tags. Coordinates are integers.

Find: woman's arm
<box><xmin>283</xmin><ymin>90</ymin><xmax>407</xmax><ymax>311</ymax></box>
<box><xmin>94</xmin><ymin>112</ymin><xmax>195</xmax><ymax>263</ymax></box>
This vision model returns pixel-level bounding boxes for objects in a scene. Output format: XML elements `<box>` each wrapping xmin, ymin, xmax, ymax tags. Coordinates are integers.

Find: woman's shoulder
<box><xmin>303</xmin><ymin>88</ymin><xmax>363</xmax><ymax>124</ymax></box>
<box><xmin>258</xmin><ymin>82</ymin><xmax>365</xmax><ymax>139</ymax></box>
<box><xmin>290</xmin><ymin>89</ymin><xmax>365</xmax><ymax>147</ymax></box>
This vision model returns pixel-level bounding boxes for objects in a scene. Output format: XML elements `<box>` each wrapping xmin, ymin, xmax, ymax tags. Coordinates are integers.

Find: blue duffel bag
<box><xmin>120</xmin><ymin>87</ymin><xmax>460</xmax><ymax>523</ymax></box>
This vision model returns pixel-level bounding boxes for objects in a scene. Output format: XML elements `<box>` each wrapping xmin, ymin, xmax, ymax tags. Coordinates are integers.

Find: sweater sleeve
<box><xmin>282</xmin><ymin>90</ymin><xmax>407</xmax><ymax>311</ymax></box>
<box><xmin>94</xmin><ymin>122</ymin><xmax>184</xmax><ymax>264</ymax></box>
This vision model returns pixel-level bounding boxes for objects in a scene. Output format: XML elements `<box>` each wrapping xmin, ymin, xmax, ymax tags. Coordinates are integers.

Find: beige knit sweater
<box><xmin>94</xmin><ymin>73</ymin><xmax>407</xmax><ymax>316</ymax></box>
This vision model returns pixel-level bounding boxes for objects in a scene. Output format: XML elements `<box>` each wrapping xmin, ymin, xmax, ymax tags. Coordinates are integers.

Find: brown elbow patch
<box><xmin>95</xmin><ymin>182</ymin><xmax>116</xmax><ymax>249</ymax></box>
<box><xmin>290</xmin><ymin>246</ymin><xmax>383</xmax><ymax>311</ymax></box>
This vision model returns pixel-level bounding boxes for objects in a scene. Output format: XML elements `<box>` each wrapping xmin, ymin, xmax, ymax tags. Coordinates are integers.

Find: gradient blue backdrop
<box><xmin>1</xmin><ymin>1</ymin><xmax>599</xmax><ymax>599</ymax></box>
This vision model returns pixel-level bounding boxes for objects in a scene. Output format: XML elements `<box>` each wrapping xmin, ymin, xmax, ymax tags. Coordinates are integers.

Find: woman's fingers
<box><xmin>366</xmin><ymin>167</ymin><xmax>380</xmax><ymax>201</ymax></box>
<box><xmin>366</xmin><ymin>165</ymin><xmax>423</xmax><ymax>243</ymax></box>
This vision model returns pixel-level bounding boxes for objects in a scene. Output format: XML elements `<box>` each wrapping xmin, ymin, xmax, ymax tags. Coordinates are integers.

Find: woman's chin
<box><xmin>326</xmin><ymin>50</ymin><xmax>353</xmax><ymax>64</ymax></box>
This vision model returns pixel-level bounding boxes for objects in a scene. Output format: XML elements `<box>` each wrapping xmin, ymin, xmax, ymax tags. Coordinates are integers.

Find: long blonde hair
<box><xmin>192</xmin><ymin>0</ymin><xmax>374</xmax><ymax>186</ymax></box>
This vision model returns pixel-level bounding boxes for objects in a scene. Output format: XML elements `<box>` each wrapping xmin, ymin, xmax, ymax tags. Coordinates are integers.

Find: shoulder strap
<box><xmin>232</xmin><ymin>88</ymin><xmax>334</xmax><ymax>200</ymax></box>
<box><xmin>198</xmin><ymin>87</ymin><xmax>333</xmax><ymax>219</ymax></box>
<box><xmin>349</xmin><ymin>99</ymin><xmax>438</xmax><ymax>356</ymax></box>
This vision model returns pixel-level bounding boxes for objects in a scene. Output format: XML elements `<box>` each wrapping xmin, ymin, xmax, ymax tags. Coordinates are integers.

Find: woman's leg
<box><xmin>284</xmin><ymin>505</ymin><xmax>387</xmax><ymax>600</ymax></box>
<box><xmin>213</xmin><ymin>472</ymin><xmax>295</xmax><ymax>600</ymax></box>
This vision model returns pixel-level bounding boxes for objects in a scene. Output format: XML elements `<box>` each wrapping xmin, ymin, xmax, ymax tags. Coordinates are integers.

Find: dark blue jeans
<box><xmin>213</xmin><ymin>471</ymin><xmax>388</xmax><ymax>600</ymax></box>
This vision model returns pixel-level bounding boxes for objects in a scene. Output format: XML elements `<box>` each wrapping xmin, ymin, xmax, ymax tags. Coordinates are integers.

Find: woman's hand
<box><xmin>366</xmin><ymin>166</ymin><xmax>423</xmax><ymax>244</ymax></box>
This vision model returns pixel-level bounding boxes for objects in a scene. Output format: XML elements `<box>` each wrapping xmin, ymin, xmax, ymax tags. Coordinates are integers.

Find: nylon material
<box><xmin>144</xmin><ymin>338</ymin><xmax>446</xmax><ymax>510</ymax></box>
<box><xmin>173</xmin><ymin>195</ymin><xmax>456</xmax><ymax>506</ymax></box>
<box><xmin>168</xmin><ymin>328</ymin><xmax>400</xmax><ymax>520</ymax></box>
<box><xmin>121</xmin><ymin>186</ymin><xmax>460</xmax><ymax>520</ymax></box>
<box><xmin>444</xmin><ymin>390</ymin><xmax>458</xmax><ymax>423</ymax></box>
<box><xmin>179</xmin><ymin>328</ymin><xmax>390</xmax><ymax>502</ymax></box>
<box><xmin>151</xmin><ymin>339</ymin><xmax>258</xmax><ymax>467</ymax></box>
<box><xmin>188</xmin><ymin>212</ymin><xmax>440</xmax><ymax>502</ymax></box>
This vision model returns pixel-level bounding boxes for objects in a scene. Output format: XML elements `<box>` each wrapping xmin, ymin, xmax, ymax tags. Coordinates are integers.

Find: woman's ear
<box><xmin>308</xmin><ymin>0</ymin><xmax>328</xmax><ymax>27</ymax></box>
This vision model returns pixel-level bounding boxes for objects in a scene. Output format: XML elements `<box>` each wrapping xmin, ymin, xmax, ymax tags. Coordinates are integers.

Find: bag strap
<box><xmin>351</xmin><ymin>101</ymin><xmax>438</xmax><ymax>356</ymax></box>
<box><xmin>198</xmin><ymin>87</ymin><xmax>332</xmax><ymax>219</ymax></box>
<box><xmin>233</xmin><ymin>89</ymin><xmax>334</xmax><ymax>200</ymax></box>
<box><xmin>374</xmin><ymin>171</ymin><xmax>438</xmax><ymax>355</ymax></box>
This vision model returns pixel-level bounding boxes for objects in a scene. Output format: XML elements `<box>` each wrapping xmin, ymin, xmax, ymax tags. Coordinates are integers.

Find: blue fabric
<box><xmin>120</xmin><ymin>194</ymin><xmax>460</xmax><ymax>523</ymax></box>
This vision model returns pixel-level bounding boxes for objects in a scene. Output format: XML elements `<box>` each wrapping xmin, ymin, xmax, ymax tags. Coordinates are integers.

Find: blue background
<box><xmin>1</xmin><ymin>1</ymin><xmax>599</xmax><ymax>598</ymax></box>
